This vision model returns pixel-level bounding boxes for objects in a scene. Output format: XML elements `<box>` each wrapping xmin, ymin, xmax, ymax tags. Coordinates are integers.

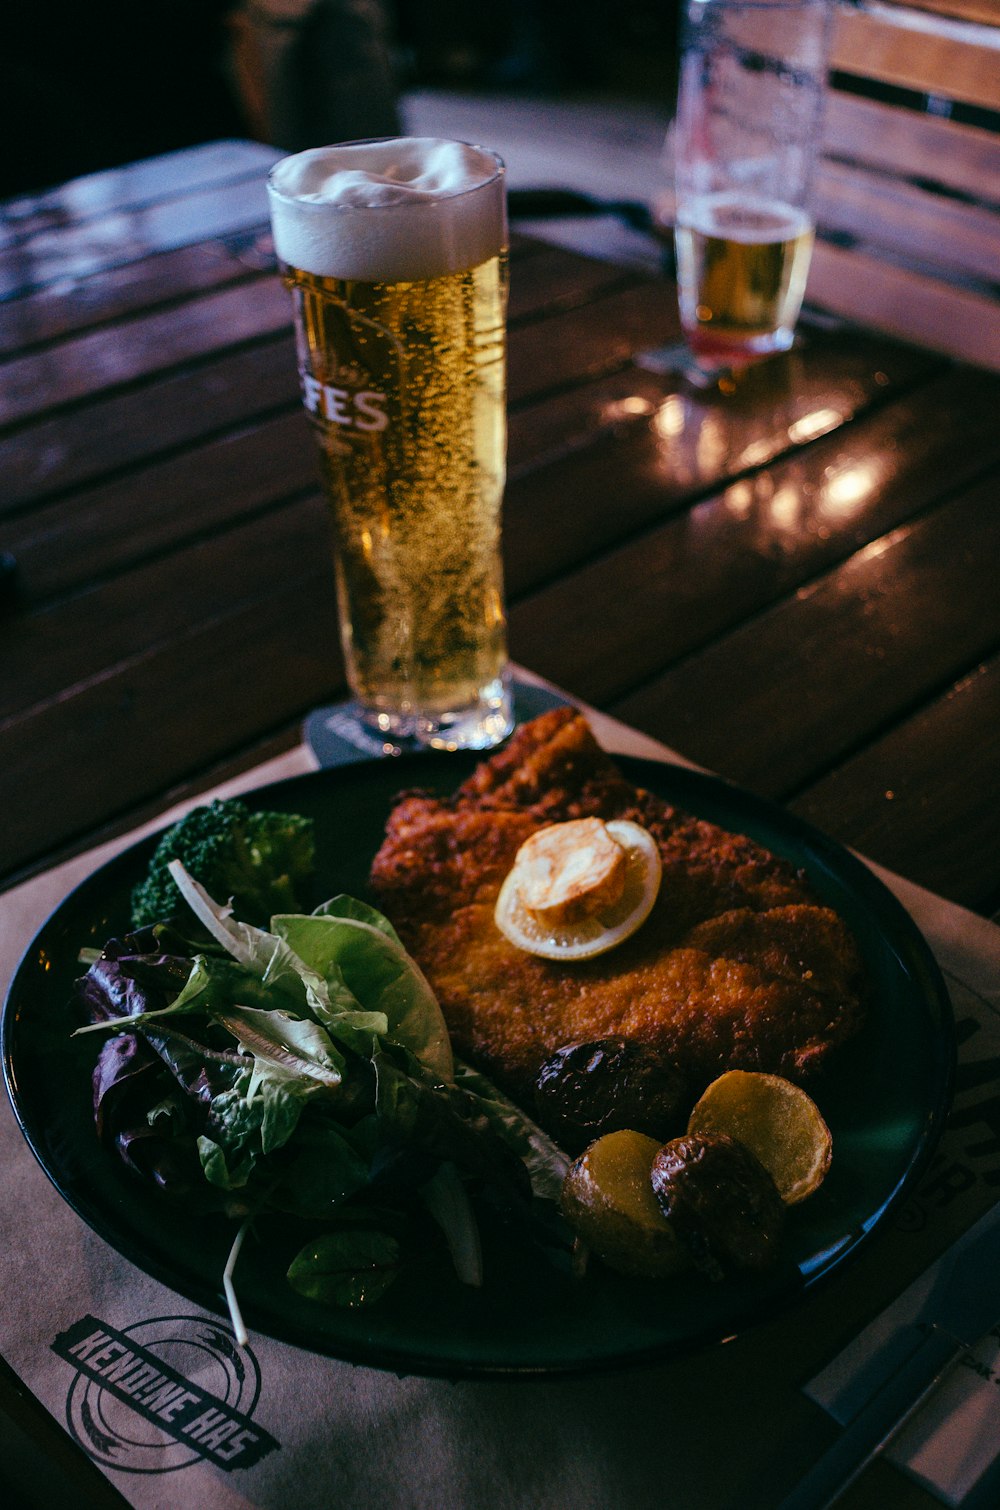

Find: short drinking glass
<box><xmin>673</xmin><ymin>0</ymin><xmax>832</xmax><ymax>364</ymax></box>
<box><xmin>267</xmin><ymin>137</ymin><xmax>513</xmax><ymax>750</ymax></box>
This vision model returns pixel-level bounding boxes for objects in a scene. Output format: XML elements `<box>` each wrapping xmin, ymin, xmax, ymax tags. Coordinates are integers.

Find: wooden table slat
<box><xmin>0</xmin><ymin>260</ymin><xmax>658</xmax><ymax>510</ymax></box>
<box><xmin>0</xmin><ymin>237</ymin><xmax>271</xmax><ymax>359</ymax></box>
<box><xmin>7</xmin><ymin>365</ymin><xmax>997</xmax><ymax>885</ymax></box>
<box><xmin>2</xmin><ymin>411</ymin><xmax>317</xmax><ymax>606</ymax></box>
<box><xmin>0</xmin><ymin>273</ymin><xmax>289</xmax><ymax>428</ymax></box>
<box><xmin>604</xmin><ymin>470</ymin><xmax>1000</xmax><ymax>799</ymax></box>
<box><xmin>4</xmin><ymin>320</ymin><xmax>943</xmax><ymax>602</ymax></box>
<box><xmin>0</xmin><ymin>140</ymin><xmax>279</xmax><ymax>252</ymax></box>
<box><xmin>791</xmin><ymin>650</ymin><xmax>1000</xmax><ymax>915</ymax></box>
<box><xmin>505</xmin><ymin>363</ymin><xmax>1000</xmax><ymax>606</ymax></box>
<box><xmin>509</xmin><ymin>324</ymin><xmax>939</xmax><ymax>483</ymax></box>
<box><xmin>0</xmin><ymin>566</ymin><xmax>340</xmax><ymax>879</ymax></box>
<box><xmin>0</xmin><ymin>494</ymin><xmax>332</xmax><ymax>722</ymax></box>
<box><xmin>0</xmin><ymin>176</ymin><xmax>272</xmax><ymax>301</ymax></box>
<box><xmin>507</xmin><ymin>278</ymin><xmax>683</xmax><ymax>405</ymax></box>
<box><xmin>0</xmin><ymin>332</ymin><xmax>300</xmax><ymax>512</ymax></box>
<box><xmin>506</xmin><ymin>244</ymin><xmax>641</xmax><ymax>322</ymax></box>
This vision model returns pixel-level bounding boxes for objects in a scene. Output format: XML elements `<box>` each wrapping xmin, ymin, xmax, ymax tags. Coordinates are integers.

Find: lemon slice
<box><xmin>686</xmin><ymin>1070</ymin><xmax>832</xmax><ymax>1205</ymax></box>
<box><xmin>494</xmin><ymin>818</ymin><xmax>662</xmax><ymax>960</ymax></box>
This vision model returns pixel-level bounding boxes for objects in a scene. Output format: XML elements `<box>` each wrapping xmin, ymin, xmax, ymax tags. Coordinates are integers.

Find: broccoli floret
<box><xmin>131</xmin><ymin>799</ymin><xmax>316</xmax><ymax>929</ymax></box>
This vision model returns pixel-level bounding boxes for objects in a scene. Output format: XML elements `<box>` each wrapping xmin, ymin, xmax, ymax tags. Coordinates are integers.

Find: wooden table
<box><xmin>3</xmin><ymin>141</ymin><xmax>999</xmax><ymax>918</ymax></box>
<box><xmin>2</xmin><ymin>139</ymin><xmax>1000</xmax><ymax>1509</ymax></box>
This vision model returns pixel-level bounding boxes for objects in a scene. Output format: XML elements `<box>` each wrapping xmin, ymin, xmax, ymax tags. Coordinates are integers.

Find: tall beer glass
<box><xmin>267</xmin><ymin>137</ymin><xmax>513</xmax><ymax>750</ymax></box>
<box><xmin>673</xmin><ymin>0</ymin><xmax>832</xmax><ymax>365</ymax></box>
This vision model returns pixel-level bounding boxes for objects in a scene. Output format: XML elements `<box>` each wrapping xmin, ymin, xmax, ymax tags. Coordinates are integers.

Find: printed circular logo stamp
<box><xmin>53</xmin><ymin>1312</ymin><xmax>279</xmax><ymax>1475</ymax></box>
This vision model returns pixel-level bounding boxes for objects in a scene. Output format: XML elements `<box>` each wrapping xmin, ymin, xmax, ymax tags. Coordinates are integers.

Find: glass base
<box><xmin>683</xmin><ymin>322</ymin><xmax>796</xmax><ymax>368</ymax></box>
<box><xmin>354</xmin><ymin>673</ymin><xmax>514</xmax><ymax>753</ymax></box>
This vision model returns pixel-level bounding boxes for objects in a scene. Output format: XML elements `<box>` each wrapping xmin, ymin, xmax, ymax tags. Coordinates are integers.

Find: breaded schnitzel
<box><xmin>369</xmin><ymin>709</ymin><xmax>865</xmax><ymax>1110</ymax></box>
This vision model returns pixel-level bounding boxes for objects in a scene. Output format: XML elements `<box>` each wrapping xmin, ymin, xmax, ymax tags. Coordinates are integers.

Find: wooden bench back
<box><xmin>808</xmin><ymin>0</ymin><xmax>1000</xmax><ymax>369</ymax></box>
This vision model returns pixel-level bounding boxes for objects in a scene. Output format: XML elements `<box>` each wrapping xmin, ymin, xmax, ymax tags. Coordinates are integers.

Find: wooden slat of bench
<box><xmin>901</xmin><ymin>0</ymin><xmax>1000</xmax><ymax>25</ymax></box>
<box><xmin>791</xmin><ymin>649</ymin><xmax>1000</xmax><ymax>914</ymax></box>
<box><xmin>831</xmin><ymin>1</ymin><xmax>1000</xmax><ymax>112</ymax></box>
<box><xmin>603</xmin><ymin>470</ymin><xmax>1000</xmax><ymax>798</ymax></box>
<box><xmin>815</xmin><ymin>159</ymin><xmax>1000</xmax><ymax>283</ymax></box>
<box><xmin>807</xmin><ymin>240</ymin><xmax>1000</xmax><ymax>370</ymax></box>
<box><xmin>823</xmin><ymin>93</ymin><xmax>1000</xmax><ymax>204</ymax></box>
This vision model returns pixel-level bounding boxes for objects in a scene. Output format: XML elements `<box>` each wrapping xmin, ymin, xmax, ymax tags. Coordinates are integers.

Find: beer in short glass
<box><xmin>672</xmin><ymin>0</ymin><xmax>832</xmax><ymax>364</ymax></box>
<box><xmin>267</xmin><ymin>138</ymin><xmax>513</xmax><ymax>749</ymax></box>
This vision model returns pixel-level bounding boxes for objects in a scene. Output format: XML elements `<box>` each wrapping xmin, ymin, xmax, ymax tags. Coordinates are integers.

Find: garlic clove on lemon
<box><xmin>515</xmin><ymin>816</ymin><xmax>628</xmax><ymax>926</ymax></box>
<box><xmin>494</xmin><ymin>818</ymin><xmax>662</xmax><ymax>961</ymax></box>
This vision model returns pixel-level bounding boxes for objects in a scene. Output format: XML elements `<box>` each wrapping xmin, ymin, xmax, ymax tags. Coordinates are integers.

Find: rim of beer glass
<box><xmin>266</xmin><ymin>137</ymin><xmax>506</xmax><ymax>212</ymax></box>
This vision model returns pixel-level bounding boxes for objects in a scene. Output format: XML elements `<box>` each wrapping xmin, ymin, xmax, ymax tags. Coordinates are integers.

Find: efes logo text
<box><xmin>302</xmin><ymin>374</ymin><xmax>388</xmax><ymax>432</ymax></box>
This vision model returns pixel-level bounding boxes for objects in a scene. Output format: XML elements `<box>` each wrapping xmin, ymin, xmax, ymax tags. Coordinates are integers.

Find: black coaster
<box><xmin>303</xmin><ymin>678</ymin><xmax>573</xmax><ymax>770</ymax></box>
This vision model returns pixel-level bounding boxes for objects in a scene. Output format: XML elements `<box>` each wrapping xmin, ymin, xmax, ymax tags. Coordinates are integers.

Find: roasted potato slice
<box><xmin>560</xmin><ymin>1130</ymin><xmax>687</xmax><ymax>1279</ymax></box>
<box><xmin>535</xmin><ymin>1036</ymin><xmax>689</xmax><ymax>1154</ymax></box>
<box><xmin>650</xmin><ymin>1132</ymin><xmax>784</xmax><ymax>1281</ymax></box>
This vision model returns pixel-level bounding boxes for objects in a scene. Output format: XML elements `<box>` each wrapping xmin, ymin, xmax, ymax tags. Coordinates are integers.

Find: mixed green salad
<box><xmin>75</xmin><ymin>800</ymin><xmax>568</xmax><ymax>1343</ymax></box>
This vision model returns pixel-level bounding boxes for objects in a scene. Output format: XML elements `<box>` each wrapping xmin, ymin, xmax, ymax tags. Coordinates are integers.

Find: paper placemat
<box><xmin>3</xmin><ymin>674</ymin><xmax>1000</xmax><ymax>1510</ymax></box>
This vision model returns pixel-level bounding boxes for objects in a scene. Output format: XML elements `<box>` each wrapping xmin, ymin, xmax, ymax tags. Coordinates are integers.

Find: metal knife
<box><xmin>781</xmin><ymin>1199</ymin><xmax>1000</xmax><ymax>1510</ymax></box>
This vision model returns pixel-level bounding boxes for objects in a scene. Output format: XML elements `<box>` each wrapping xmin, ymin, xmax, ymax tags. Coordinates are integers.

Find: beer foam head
<box><xmin>267</xmin><ymin>138</ymin><xmax>507</xmax><ymax>283</ymax></box>
<box><xmin>683</xmin><ymin>191</ymin><xmax>813</xmax><ymax>243</ymax></box>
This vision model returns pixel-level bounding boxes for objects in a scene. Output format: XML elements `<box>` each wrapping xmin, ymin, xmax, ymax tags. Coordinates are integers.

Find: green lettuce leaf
<box><xmin>272</xmin><ymin>911</ymin><xmax>453</xmax><ymax>1081</ymax></box>
<box><xmin>197</xmin><ymin>1066</ymin><xmax>265</xmax><ymax>1188</ymax></box>
<box><xmin>453</xmin><ymin>1060</ymin><xmax>570</xmax><ymax>1203</ymax></box>
<box><xmin>312</xmin><ymin>894</ymin><xmax>405</xmax><ymax>945</ymax></box>
<box><xmin>272</xmin><ymin>1121</ymin><xmax>372</xmax><ymax>1217</ymax></box>
<box><xmin>198</xmin><ymin>1133</ymin><xmax>256</xmax><ymax>1191</ymax></box>
<box><xmin>287</xmin><ymin>1229</ymin><xmax>402</xmax><ymax>1308</ymax></box>
<box><xmin>254</xmin><ymin>1074</ymin><xmax>313</xmax><ymax>1156</ymax></box>
<box><xmin>216</xmin><ymin>1005</ymin><xmax>344</xmax><ymax>1089</ymax></box>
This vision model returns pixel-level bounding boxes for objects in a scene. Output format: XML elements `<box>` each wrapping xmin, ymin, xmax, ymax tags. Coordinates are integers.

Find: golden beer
<box><xmin>675</xmin><ymin>194</ymin><xmax>815</xmax><ymax>362</ymax></box>
<box><xmin>268</xmin><ymin>139</ymin><xmax>512</xmax><ymax>748</ymax></box>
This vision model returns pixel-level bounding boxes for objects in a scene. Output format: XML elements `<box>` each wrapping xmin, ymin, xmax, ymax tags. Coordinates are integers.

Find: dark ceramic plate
<box><xmin>2</xmin><ymin>753</ymin><xmax>954</xmax><ymax>1378</ymax></box>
